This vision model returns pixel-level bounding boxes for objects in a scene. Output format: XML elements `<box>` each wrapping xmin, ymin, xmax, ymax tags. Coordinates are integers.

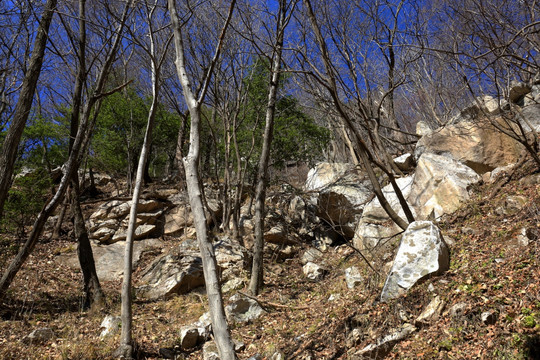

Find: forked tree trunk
<box><xmin>168</xmin><ymin>0</ymin><xmax>237</xmax><ymax>358</ymax></box>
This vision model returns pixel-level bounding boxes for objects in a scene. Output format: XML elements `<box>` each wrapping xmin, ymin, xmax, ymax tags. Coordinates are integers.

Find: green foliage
<box><xmin>19</xmin><ymin>111</ymin><xmax>69</xmax><ymax>170</ymax></box>
<box><xmin>1</xmin><ymin>168</ymin><xmax>52</xmax><ymax>239</ymax></box>
<box><xmin>201</xmin><ymin>58</ymin><xmax>330</xmax><ymax>180</ymax></box>
<box><xmin>90</xmin><ymin>88</ymin><xmax>180</xmax><ymax>179</ymax></box>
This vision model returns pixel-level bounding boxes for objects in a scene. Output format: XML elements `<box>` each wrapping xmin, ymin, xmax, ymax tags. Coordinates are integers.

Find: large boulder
<box><xmin>305</xmin><ymin>163</ymin><xmax>373</xmax><ymax>238</ymax></box>
<box><xmin>136</xmin><ymin>251</ymin><xmax>205</xmax><ymax>299</ymax></box>
<box><xmin>380</xmin><ymin>221</ymin><xmax>449</xmax><ymax>301</ymax></box>
<box><xmin>353</xmin><ymin>176</ymin><xmax>414</xmax><ymax>255</ymax></box>
<box><xmin>408</xmin><ymin>153</ymin><xmax>482</xmax><ymax>220</ymax></box>
<box><xmin>414</xmin><ymin>119</ymin><xmax>522</xmax><ymax>174</ymax></box>
<box><xmin>56</xmin><ymin>238</ymin><xmax>163</xmax><ymax>281</ymax></box>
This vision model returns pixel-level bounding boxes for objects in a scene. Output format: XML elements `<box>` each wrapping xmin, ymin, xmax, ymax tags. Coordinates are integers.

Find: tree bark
<box><xmin>0</xmin><ymin>0</ymin><xmax>57</xmax><ymax>222</ymax></box>
<box><xmin>71</xmin><ymin>179</ymin><xmax>103</xmax><ymax>309</ymax></box>
<box><xmin>249</xmin><ymin>0</ymin><xmax>288</xmax><ymax>296</ymax></box>
<box><xmin>168</xmin><ymin>0</ymin><xmax>237</xmax><ymax>358</ymax></box>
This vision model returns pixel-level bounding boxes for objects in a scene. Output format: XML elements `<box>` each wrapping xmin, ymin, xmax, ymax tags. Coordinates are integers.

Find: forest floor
<box><xmin>0</xmin><ymin>160</ymin><xmax>539</xmax><ymax>360</ymax></box>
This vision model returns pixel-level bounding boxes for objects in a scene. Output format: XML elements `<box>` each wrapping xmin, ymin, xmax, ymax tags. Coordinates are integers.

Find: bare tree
<box><xmin>116</xmin><ymin>0</ymin><xmax>172</xmax><ymax>356</ymax></box>
<box><xmin>0</xmin><ymin>0</ymin><xmax>135</xmax><ymax>303</ymax></box>
<box><xmin>0</xmin><ymin>0</ymin><xmax>58</xmax><ymax>222</ymax></box>
<box><xmin>248</xmin><ymin>0</ymin><xmax>296</xmax><ymax>295</ymax></box>
<box><xmin>298</xmin><ymin>0</ymin><xmax>415</xmax><ymax>231</ymax></box>
<box><xmin>167</xmin><ymin>0</ymin><xmax>238</xmax><ymax>358</ymax></box>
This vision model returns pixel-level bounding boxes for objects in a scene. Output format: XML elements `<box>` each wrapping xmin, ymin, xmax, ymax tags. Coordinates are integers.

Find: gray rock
<box><xmin>56</xmin><ymin>238</ymin><xmax>163</xmax><ymax>281</ymax></box>
<box><xmin>448</xmin><ymin>302</ymin><xmax>468</xmax><ymax>317</ymax></box>
<box><xmin>179</xmin><ymin>326</ymin><xmax>200</xmax><ymax>349</ymax></box>
<box><xmin>203</xmin><ymin>341</ymin><xmax>220</xmax><ymax>360</ymax></box>
<box><xmin>351</xmin><ymin>323</ymin><xmax>416</xmax><ymax>360</ymax></box>
<box><xmin>416</xmin><ymin>121</ymin><xmax>432</xmax><ymax>136</ymax></box>
<box><xmin>509</xmin><ymin>81</ymin><xmax>531</xmax><ymax>103</ymax></box>
<box><xmin>353</xmin><ymin>176</ymin><xmax>414</xmax><ymax>254</ymax></box>
<box><xmin>136</xmin><ymin>252</ymin><xmax>204</xmax><ymax>299</ymax></box>
<box><xmin>23</xmin><ymin>328</ymin><xmax>55</xmax><ymax>344</ymax></box>
<box><xmin>222</xmin><ymin>278</ymin><xmax>244</xmax><ymax>293</ymax></box>
<box><xmin>303</xmin><ymin>262</ymin><xmax>326</xmax><ymax>281</ymax></box>
<box><xmin>305</xmin><ymin>163</ymin><xmax>373</xmax><ymax>238</ymax></box>
<box><xmin>301</xmin><ymin>248</ymin><xmax>323</xmax><ymax>265</ymax></box>
<box><xmin>99</xmin><ymin>315</ymin><xmax>121</xmax><ymax>338</ymax></box>
<box><xmin>409</xmin><ymin>153</ymin><xmax>481</xmax><ymax>219</ymax></box>
<box><xmin>345</xmin><ymin>266</ymin><xmax>363</xmax><ymax>289</ymax></box>
<box><xmin>381</xmin><ymin>221</ymin><xmax>450</xmax><ymax>301</ymax></box>
<box><xmin>415</xmin><ymin>296</ymin><xmax>445</xmax><ymax>326</ymax></box>
<box><xmin>225</xmin><ymin>294</ymin><xmax>266</xmax><ymax>323</ymax></box>
<box><xmin>393</xmin><ymin>153</ymin><xmax>414</xmax><ymax>172</ymax></box>
<box><xmin>481</xmin><ymin>310</ymin><xmax>498</xmax><ymax>325</ymax></box>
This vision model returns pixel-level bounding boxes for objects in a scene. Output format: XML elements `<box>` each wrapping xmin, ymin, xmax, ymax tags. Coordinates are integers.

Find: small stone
<box><xmin>179</xmin><ymin>326</ymin><xmax>200</xmax><ymax>349</ymax></box>
<box><xmin>415</xmin><ymin>296</ymin><xmax>445</xmax><ymax>326</ymax></box>
<box><xmin>303</xmin><ymin>262</ymin><xmax>326</xmax><ymax>281</ymax></box>
<box><xmin>344</xmin><ymin>266</ymin><xmax>363</xmax><ymax>289</ymax></box>
<box><xmin>481</xmin><ymin>310</ymin><xmax>498</xmax><ymax>325</ymax></box>
<box><xmin>448</xmin><ymin>302</ymin><xmax>468</xmax><ymax>317</ymax></box>
<box><xmin>99</xmin><ymin>315</ymin><xmax>121</xmax><ymax>338</ymax></box>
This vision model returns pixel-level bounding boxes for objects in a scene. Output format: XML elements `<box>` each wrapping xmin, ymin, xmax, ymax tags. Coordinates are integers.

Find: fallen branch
<box><xmin>237</xmin><ymin>291</ymin><xmax>310</xmax><ymax>311</ymax></box>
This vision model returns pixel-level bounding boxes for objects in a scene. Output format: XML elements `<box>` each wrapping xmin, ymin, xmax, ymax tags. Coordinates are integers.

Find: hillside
<box><xmin>0</xmin><ymin>154</ymin><xmax>539</xmax><ymax>360</ymax></box>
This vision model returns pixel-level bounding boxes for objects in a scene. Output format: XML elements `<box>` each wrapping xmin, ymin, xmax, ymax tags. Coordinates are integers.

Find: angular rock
<box><xmin>23</xmin><ymin>328</ymin><xmax>55</xmax><ymax>344</ymax></box>
<box><xmin>301</xmin><ymin>248</ymin><xmax>323</xmax><ymax>265</ymax></box>
<box><xmin>351</xmin><ymin>323</ymin><xmax>416</xmax><ymax>360</ymax></box>
<box><xmin>416</xmin><ymin>121</ymin><xmax>432</xmax><ymax>136</ymax></box>
<box><xmin>264</xmin><ymin>224</ymin><xmax>293</xmax><ymax>245</ymax></box>
<box><xmin>409</xmin><ymin>153</ymin><xmax>482</xmax><ymax>219</ymax></box>
<box><xmin>163</xmin><ymin>205</ymin><xmax>193</xmax><ymax>236</ymax></box>
<box><xmin>509</xmin><ymin>81</ymin><xmax>531</xmax><ymax>103</ymax></box>
<box><xmin>481</xmin><ymin>310</ymin><xmax>498</xmax><ymax>325</ymax></box>
<box><xmin>415</xmin><ymin>295</ymin><xmax>445</xmax><ymax>326</ymax></box>
<box><xmin>353</xmin><ymin>176</ymin><xmax>414</xmax><ymax>253</ymax></box>
<box><xmin>136</xmin><ymin>252</ymin><xmax>204</xmax><ymax>299</ymax></box>
<box><xmin>225</xmin><ymin>294</ymin><xmax>266</xmax><ymax>323</ymax></box>
<box><xmin>203</xmin><ymin>341</ymin><xmax>220</xmax><ymax>360</ymax></box>
<box><xmin>345</xmin><ymin>266</ymin><xmax>363</xmax><ymax>289</ymax></box>
<box><xmin>381</xmin><ymin>221</ymin><xmax>450</xmax><ymax>301</ymax></box>
<box><xmin>414</xmin><ymin>119</ymin><xmax>522</xmax><ymax>174</ymax></box>
<box><xmin>179</xmin><ymin>326</ymin><xmax>200</xmax><ymax>349</ymax></box>
<box><xmin>393</xmin><ymin>153</ymin><xmax>414</xmax><ymax>172</ymax></box>
<box><xmin>519</xmin><ymin>104</ymin><xmax>540</xmax><ymax>132</ymax></box>
<box><xmin>99</xmin><ymin>315</ymin><xmax>121</xmax><ymax>338</ymax></box>
<box><xmin>303</xmin><ymin>262</ymin><xmax>325</xmax><ymax>281</ymax></box>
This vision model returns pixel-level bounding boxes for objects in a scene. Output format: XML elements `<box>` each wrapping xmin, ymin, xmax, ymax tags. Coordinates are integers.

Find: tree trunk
<box><xmin>168</xmin><ymin>0</ymin><xmax>237</xmax><ymax>358</ymax></box>
<box><xmin>71</xmin><ymin>179</ymin><xmax>103</xmax><ymax>309</ymax></box>
<box><xmin>0</xmin><ymin>0</ymin><xmax>57</xmax><ymax>222</ymax></box>
<box><xmin>249</xmin><ymin>0</ymin><xmax>288</xmax><ymax>296</ymax></box>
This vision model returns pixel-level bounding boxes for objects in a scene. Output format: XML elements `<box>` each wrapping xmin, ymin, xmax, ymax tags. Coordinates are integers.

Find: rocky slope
<box><xmin>1</xmin><ymin>84</ymin><xmax>540</xmax><ymax>359</ymax></box>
